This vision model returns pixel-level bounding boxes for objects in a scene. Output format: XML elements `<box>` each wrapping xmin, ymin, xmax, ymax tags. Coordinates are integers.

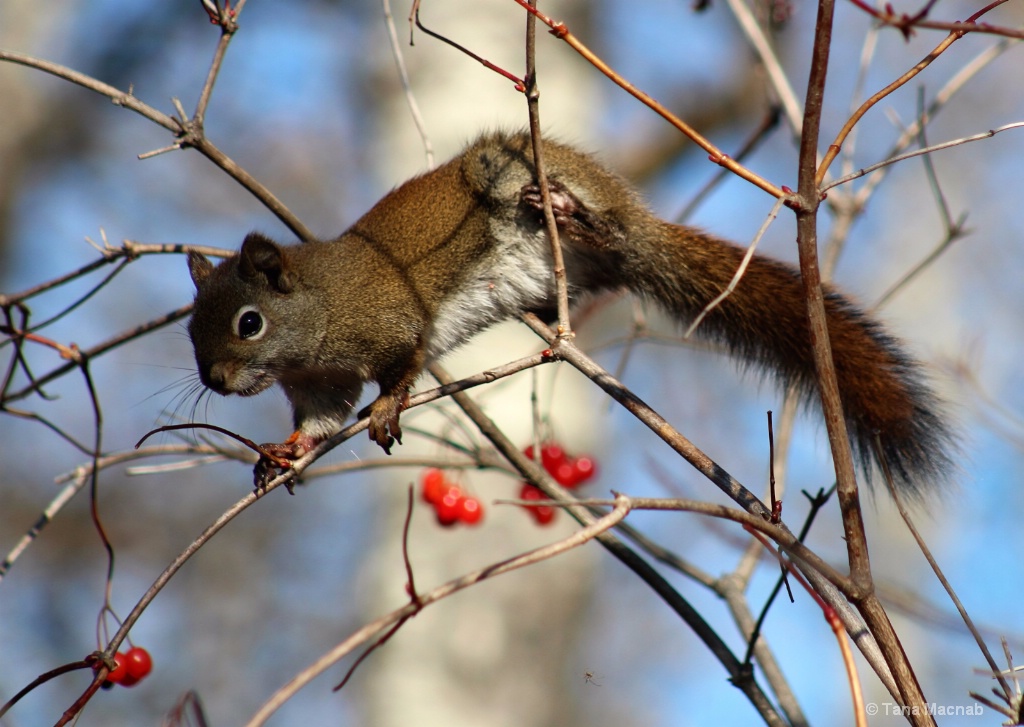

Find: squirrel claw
<box><xmin>520</xmin><ymin>180</ymin><xmax>625</xmax><ymax>249</ymax></box>
<box><xmin>253</xmin><ymin>458</ymin><xmax>296</xmax><ymax>494</ymax></box>
<box><xmin>365</xmin><ymin>393</ymin><xmax>406</xmax><ymax>454</ymax></box>
<box><xmin>253</xmin><ymin>458</ymin><xmax>292</xmax><ymax>493</ymax></box>
<box><xmin>520</xmin><ymin>180</ymin><xmax>579</xmax><ymax>227</ymax></box>
<box><xmin>252</xmin><ymin>439</ymin><xmax>305</xmax><ymax>493</ymax></box>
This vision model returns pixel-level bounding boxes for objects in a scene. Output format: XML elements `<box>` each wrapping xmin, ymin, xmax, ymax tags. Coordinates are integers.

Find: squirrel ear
<box><xmin>239</xmin><ymin>233</ymin><xmax>296</xmax><ymax>293</ymax></box>
<box><xmin>187</xmin><ymin>250</ymin><xmax>214</xmax><ymax>289</ymax></box>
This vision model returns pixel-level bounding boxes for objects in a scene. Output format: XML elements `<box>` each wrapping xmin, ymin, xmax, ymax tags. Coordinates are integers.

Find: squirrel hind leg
<box><xmin>460</xmin><ymin>132</ymin><xmax>534</xmax><ymax>202</ymax></box>
<box><xmin>519</xmin><ymin>180</ymin><xmax>629</xmax><ymax>250</ymax></box>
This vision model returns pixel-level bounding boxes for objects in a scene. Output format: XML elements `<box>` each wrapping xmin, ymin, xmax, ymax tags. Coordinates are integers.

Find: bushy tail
<box><xmin>629</xmin><ymin>224</ymin><xmax>955</xmax><ymax>497</ymax></box>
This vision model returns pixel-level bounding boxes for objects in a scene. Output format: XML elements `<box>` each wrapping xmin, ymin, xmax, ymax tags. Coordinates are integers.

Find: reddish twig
<box><xmin>746</xmin><ymin>527</ymin><xmax>867</xmax><ymax>727</ymax></box>
<box><xmin>818</xmin><ymin>0</ymin><xmax>1013</xmax><ymax>184</ymax></box>
<box><xmin>410</xmin><ymin>0</ymin><xmax>526</xmax><ymax>91</ymax></box>
<box><xmin>510</xmin><ymin>0</ymin><xmax>786</xmax><ymax>200</ymax></box>
<box><xmin>846</xmin><ymin>0</ymin><xmax>1021</xmax><ymax>40</ymax></box>
<box><xmin>333</xmin><ymin>487</ymin><xmax>423</xmax><ymax>691</ymax></box>
<box><xmin>0</xmin><ymin>660</ymin><xmax>93</xmax><ymax>719</ymax></box>
<box><xmin>135</xmin><ymin>423</ymin><xmax>293</xmax><ymax>472</ymax></box>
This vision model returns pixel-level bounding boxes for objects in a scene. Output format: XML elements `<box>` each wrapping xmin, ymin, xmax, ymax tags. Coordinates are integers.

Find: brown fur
<box><xmin>188</xmin><ymin>131</ymin><xmax>955</xmax><ymax>493</ymax></box>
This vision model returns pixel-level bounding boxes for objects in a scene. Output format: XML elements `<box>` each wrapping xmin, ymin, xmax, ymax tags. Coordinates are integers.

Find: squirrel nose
<box><xmin>199</xmin><ymin>361</ymin><xmax>229</xmax><ymax>394</ymax></box>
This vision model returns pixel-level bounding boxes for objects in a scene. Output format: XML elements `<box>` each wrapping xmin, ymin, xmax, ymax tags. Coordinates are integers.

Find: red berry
<box><xmin>572</xmin><ymin>456</ymin><xmax>596</xmax><ymax>484</ymax></box>
<box><xmin>519</xmin><ymin>483</ymin><xmax>556</xmax><ymax>525</ymax></box>
<box><xmin>556</xmin><ymin>455</ymin><xmax>596</xmax><ymax>488</ymax></box>
<box><xmin>531</xmin><ymin>504</ymin><xmax>557</xmax><ymax>526</ymax></box>
<box><xmin>125</xmin><ymin>647</ymin><xmax>153</xmax><ymax>681</ymax></box>
<box><xmin>523</xmin><ymin>442</ymin><xmax>566</xmax><ymax>474</ymax></box>
<box><xmin>519</xmin><ymin>482</ymin><xmax>541</xmax><ymax>500</ymax></box>
<box><xmin>552</xmin><ymin>460</ymin><xmax>578</xmax><ymax>487</ymax></box>
<box><xmin>108</xmin><ymin>652</ymin><xmax>130</xmax><ymax>684</ymax></box>
<box><xmin>540</xmin><ymin>443</ymin><xmax>566</xmax><ymax>473</ymax></box>
<box><xmin>421</xmin><ymin>468</ymin><xmax>447</xmax><ymax>505</ymax></box>
<box><xmin>435</xmin><ymin>485</ymin><xmax>463</xmax><ymax>527</ymax></box>
<box><xmin>457</xmin><ymin>496</ymin><xmax>484</xmax><ymax>525</ymax></box>
<box><xmin>435</xmin><ymin>509</ymin><xmax>459</xmax><ymax>527</ymax></box>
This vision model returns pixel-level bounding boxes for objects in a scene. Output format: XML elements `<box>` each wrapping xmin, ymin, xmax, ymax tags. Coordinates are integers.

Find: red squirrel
<box><xmin>187</xmin><ymin>130</ymin><xmax>954</xmax><ymax>493</ymax></box>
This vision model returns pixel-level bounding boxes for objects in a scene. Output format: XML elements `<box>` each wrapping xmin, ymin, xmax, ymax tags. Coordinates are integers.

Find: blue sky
<box><xmin>2</xmin><ymin>1</ymin><xmax>1023</xmax><ymax>725</ymax></box>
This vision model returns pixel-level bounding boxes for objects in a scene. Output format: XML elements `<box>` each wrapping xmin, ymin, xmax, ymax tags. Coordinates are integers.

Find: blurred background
<box><xmin>1</xmin><ymin>0</ymin><xmax>1023</xmax><ymax>725</ymax></box>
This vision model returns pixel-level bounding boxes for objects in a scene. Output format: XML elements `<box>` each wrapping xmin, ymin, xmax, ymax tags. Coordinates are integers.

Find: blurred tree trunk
<box><xmin>355</xmin><ymin>3</ymin><xmax>603</xmax><ymax>725</ymax></box>
<box><xmin>0</xmin><ymin>1</ymin><xmax>68</xmax><ymax>261</ymax></box>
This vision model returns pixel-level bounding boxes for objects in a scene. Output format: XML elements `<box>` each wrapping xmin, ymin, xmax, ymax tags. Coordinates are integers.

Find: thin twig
<box><xmin>430</xmin><ymin>361</ymin><xmax>787</xmax><ymax>725</ymax></box>
<box><xmin>823</xmin><ymin>121</ymin><xmax>1024</xmax><ymax>193</ymax></box>
<box><xmin>0</xmin><ymin>50</ymin><xmax>313</xmax><ymax>242</ymax></box>
<box><xmin>510</xmin><ymin>1</ymin><xmax>785</xmax><ymax>200</ymax></box>
<box><xmin>817</xmin><ymin>0</ymin><xmax>1011</xmax><ymax>185</ymax></box>
<box><xmin>722</xmin><ymin>0</ymin><xmax>803</xmax><ymax>136</ymax></box>
<box><xmin>684</xmin><ymin>195</ymin><xmax>786</xmax><ymax>338</ymax></box>
<box><xmin>820</xmin><ymin>37</ymin><xmax>1012</xmax><ymax>279</ymax></box>
<box><xmin>880</xmin><ymin>446</ymin><xmax>1013</xmax><ymax>702</ymax></box>
<box><xmin>382</xmin><ymin>0</ymin><xmax>434</xmax><ymax>169</ymax></box>
<box><xmin>523</xmin><ymin>3</ymin><xmax>572</xmax><ymax>337</ymax></box>
<box><xmin>245</xmin><ymin>494</ymin><xmax>634</xmax><ymax>726</ymax></box>
<box><xmin>332</xmin><ymin>486</ymin><xmax>422</xmax><ymax>691</ymax></box>
<box><xmin>193</xmin><ymin>0</ymin><xmax>240</xmax><ymax>126</ymax></box>
<box><xmin>846</xmin><ymin>0</ymin><xmax>1020</xmax><ymax>39</ymax></box>
<box><xmin>410</xmin><ymin>3</ymin><xmax>525</xmax><ymax>90</ymax></box>
<box><xmin>2</xmin><ymin>304</ymin><xmax>194</xmax><ymax>406</ymax></box>
<box><xmin>673</xmin><ymin>106</ymin><xmax>782</xmax><ymax>224</ymax></box>
<box><xmin>522</xmin><ymin>313</ymin><xmax>770</xmax><ymax>517</ymax></box>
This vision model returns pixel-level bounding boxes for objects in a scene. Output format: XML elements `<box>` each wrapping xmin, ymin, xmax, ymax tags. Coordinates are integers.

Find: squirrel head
<box><xmin>187</xmin><ymin>232</ymin><xmax>319</xmax><ymax>398</ymax></box>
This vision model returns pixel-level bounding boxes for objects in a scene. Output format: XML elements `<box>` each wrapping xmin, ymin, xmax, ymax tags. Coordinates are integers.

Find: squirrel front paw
<box><xmin>252</xmin><ymin>433</ymin><xmax>315</xmax><ymax>491</ymax></box>
<box><xmin>360</xmin><ymin>391</ymin><xmax>408</xmax><ymax>454</ymax></box>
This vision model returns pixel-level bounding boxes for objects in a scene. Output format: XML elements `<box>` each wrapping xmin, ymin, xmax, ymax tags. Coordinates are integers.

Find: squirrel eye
<box><xmin>232</xmin><ymin>305</ymin><xmax>266</xmax><ymax>341</ymax></box>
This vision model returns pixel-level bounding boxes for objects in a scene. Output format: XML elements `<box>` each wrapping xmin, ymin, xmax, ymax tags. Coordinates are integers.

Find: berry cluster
<box><xmin>420</xmin><ymin>469</ymin><xmax>484</xmax><ymax>527</ymax></box>
<box><xmin>519</xmin><ymin>442</ymin><xmax>598</xmax><ymax>526</ymax></box>
<box><xmin>103</xmin><ymin>646</ymin><xmax>153</xmax><ymax>688</ymax></box>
